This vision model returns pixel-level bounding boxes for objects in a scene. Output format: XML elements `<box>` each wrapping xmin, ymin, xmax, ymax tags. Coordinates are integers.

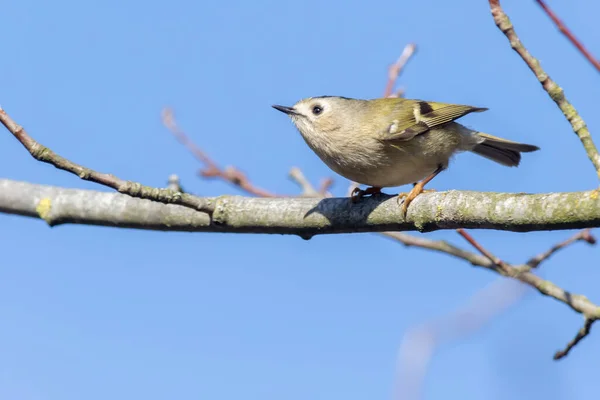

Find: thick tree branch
<box><xmin>489</xmin><ymin>0</ymin><xmax>600</xmax><ymax>177</ymax></box>
<box><xmin>0</xmin><ymin>179</ymin><xmax>210</xmax><ymax>231</ymax></box>
<box><xmin>3</xmin><ymin>178</ymin><xmax>600</xmax><ymax>234</ymax></box>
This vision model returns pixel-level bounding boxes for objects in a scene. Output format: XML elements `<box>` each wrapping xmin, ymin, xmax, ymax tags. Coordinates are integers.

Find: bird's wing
<box><xmin>381</xmin><ymin>100</ymin><xmax>488</xmax><ymax>142</ymax></box>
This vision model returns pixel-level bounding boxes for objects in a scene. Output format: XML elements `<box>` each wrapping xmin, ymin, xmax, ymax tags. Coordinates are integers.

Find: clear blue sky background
<box><xmin>1</xmin><ymin>0</ymin><xmax>599</xmax><ymax>399</ymax></box>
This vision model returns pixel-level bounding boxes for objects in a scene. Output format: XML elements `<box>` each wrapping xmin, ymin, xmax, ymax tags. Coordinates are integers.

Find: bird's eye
<box><xmin>312</xmin><ymin>105</ymin><xmax>323</xmax><ymax>115</ymax></box>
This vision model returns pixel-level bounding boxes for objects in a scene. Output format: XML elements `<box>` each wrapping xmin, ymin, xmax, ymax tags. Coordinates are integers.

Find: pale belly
<box><xmin>317</xmin><ymin>131</ymin><xmax>462</xmax><ymax>188</ymax></box>
<box><xmin>329</xmin><ymin>155</ymin><xmax>443</xmax><ymax>188</ymax></box>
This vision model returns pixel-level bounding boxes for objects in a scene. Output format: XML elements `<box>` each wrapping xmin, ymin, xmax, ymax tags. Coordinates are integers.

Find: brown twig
<box><xmin>526</xmin><ymin>228</ymin><xmax>596</xmax><ymax>268</ymax></box>
<box><xmin>456</xmin><ymin>228</ymin><xmax>509</xmax><ymax>273</ymax></box>
<box><xmin>489</xmin><ymin>0</ymin><xmax>600</xmax><ymax>178</ymax></box>
<box><xmin>535</xmin><ymin>0</ymin><xmax>600</xmax><ymax>73</ymax></box>
<box><xmin>0</xmin><ymin>107</ymin><xmax>214</xmax><ymax>213</ymax></box>
<box><xmin>161</xmin><ymin>108</ymin><xmax>280</xmax><ymax>197</ymax></box>
<box><xmin>318</xmin><ymin>177</ymin><xmax>335</xmax><ymax>196</ymax></box>
<box><xmin>383</xmin><ymin>43</ymin><xmax>417</xmax><ymax>98</ymax></box>
<box><xmin>554</xmin><ymin>318</ymin><xmax>595</xmax><ymax>360</ymax></box>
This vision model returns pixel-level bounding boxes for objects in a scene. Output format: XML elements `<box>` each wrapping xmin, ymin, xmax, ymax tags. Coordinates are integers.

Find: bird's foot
<box><xmin>350</xmin><ymin>186</ymin><xmax>382</xmax><ymax>203</ymax></box>
<box><xmin>397</xmin><ymin>185</ymin><xmax>436</xmax><ymax>216</ymax></box>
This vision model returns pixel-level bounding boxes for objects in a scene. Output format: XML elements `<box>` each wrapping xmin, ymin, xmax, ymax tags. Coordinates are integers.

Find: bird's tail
<box><xmin>470</xmin><ymin>132</ymin><xmax>540</xmax><ymax>167</ymax></box>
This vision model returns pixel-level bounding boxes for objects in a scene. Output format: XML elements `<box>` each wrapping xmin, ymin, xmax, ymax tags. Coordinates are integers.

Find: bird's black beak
<box><xmin>272</xmin><ymin>104</ymin><xmax>299</xmax><ymax>116</ymax></box>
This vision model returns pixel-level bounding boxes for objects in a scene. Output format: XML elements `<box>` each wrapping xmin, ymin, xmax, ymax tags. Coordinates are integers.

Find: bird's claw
<box><xmin>350</xmin><ymin>187</ymin><xmax>365</xmax><ymax>203</ymax></box>
<box><xmin>397</xmin><ymin>187</ymin><xmax>437</xmax><ymax>217</ymax></box>
<box><xmin>350</xmin><ymin>186</ymin><xmax>382</xmax><ymax>203</ymax></box>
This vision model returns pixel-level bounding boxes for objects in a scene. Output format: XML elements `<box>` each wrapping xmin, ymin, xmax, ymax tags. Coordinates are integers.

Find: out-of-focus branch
<box><xmin>489</xmin><ymin>0</ymin><xmax>600</xmax><ymax>178</ymax></box>
<box><xmin>0</xmin><ymin>107</ymin><xmax>214</xmax><ymax>214</ymax></box>
<box><xmin>288</xmin><ymin>167</ymin><xmax>334</xmax><ymax>197</ymax></box>
<box><xmin>167</xmin><ymin>174</ymin><xmax>185</xmax><ymax>193</ymax></box>
<box><xmin>396</xmin><ymin>227</ymin><xmax>596</xmax><ymax>400</ymax></box>
<box><xmin>384</xmin><ymin>43</ymin><xmax>417</xmax><ymax>98</ymax></box>
<box><xmin>535</xmin><ymin>0</ymin><xmax>600</xmax><ymax>73</ymax></box>
<box><xmin>396</xmin><ymin>278</ymin><xmax>528</xmax><ymax>400</ymax></box>
<box><xmin>162</xmin><ymin>108</ymin><xmax>281</xmax><ymax>197</ymax></box>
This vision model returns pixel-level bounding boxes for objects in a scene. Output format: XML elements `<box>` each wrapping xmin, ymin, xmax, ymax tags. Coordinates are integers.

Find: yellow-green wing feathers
<box><xmin>418</xmin><ymin>103</ymin><xmax>488</xmax><ymax>127</ymax></box>
<box><xmin>381</xmin><ymin>99</ymin><xmax>487</xmax><ymax>142</ymax></box>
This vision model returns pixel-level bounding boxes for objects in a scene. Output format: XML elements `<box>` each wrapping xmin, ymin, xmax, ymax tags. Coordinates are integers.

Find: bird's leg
<box><xmin>397</xmin><ymin>165</ymin><xmax>445</xmax><ymax>216</ymax></box>
<box><xmin>411</xmin><ymin>182</ymin><xmax>437</xmax><ymax>194</ymax></box>
<box><xmin>351</xmin><ymin>186</ymin><xmax>382</xmax><ymax>203</ymax></box>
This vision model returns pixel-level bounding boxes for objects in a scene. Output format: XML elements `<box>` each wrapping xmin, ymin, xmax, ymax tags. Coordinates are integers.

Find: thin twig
<box><xmin>489</xmin><ymin>0</ymin><xmax>600</xmax><ymax>178</ymax></box>
<box><xmin>526</xmin><ymin>228</ymin><xmax>596</xmax><ymax>268</ymax></box>
<box><xmin>535</xmin><ymin>0</ymin><xmax>600</xmax><ymax>73</ymax></box>
<box><xmin>554</xmin><ymin>318</ymin><xmax>595</xmax><ymax>360</ymax></box>
<box><xmin>162</xmin><ymin>108</ymin><xmax>280</xmax><ymax>197</ymax></box>
<box><xmin>384</xmin><ymin>43</ymin><xmax>417</xmax><ymax>98</ymax></box>
<box><xmin>288</xmin><ymin>167</ymin><xmax>321</xmax><ymax>197</ymax></box>
<box><xmin>0</xmin><ymin>107</ymin><xmax>214</xmax><ymax>213</ymax></box>
<box><xmin>318</xmin><ymin>177</ymin><xmax>335</xmax><ymax>196</ymax></box>
<box><xmin>456</xmin><ymin>228</ymin><xmax>509</xmax><ymax>273</ymax></box>
<box><xmin>383</xmin><ymin>231</ymin><xmax>491</xmax><ymax>267</ymax></box>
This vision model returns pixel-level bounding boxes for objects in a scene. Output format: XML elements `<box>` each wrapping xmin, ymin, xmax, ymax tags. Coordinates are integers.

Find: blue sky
<box><xmin>1</xmin><ymin>0</ymin><xmax>599</xmax><ymax>399</ymax></box>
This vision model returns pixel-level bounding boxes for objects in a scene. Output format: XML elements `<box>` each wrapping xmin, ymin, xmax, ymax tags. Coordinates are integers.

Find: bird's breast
<box><xmin>302</xmin><ymin>128</ymin><xmax>463</xmax><ymax>188</ymax></box>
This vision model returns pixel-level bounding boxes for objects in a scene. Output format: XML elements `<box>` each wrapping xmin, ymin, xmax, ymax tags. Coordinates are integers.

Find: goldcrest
<box><xmin>273</xmin><ymin>96</ymin><xmax>539</xmax><ymax>214</ymax></box>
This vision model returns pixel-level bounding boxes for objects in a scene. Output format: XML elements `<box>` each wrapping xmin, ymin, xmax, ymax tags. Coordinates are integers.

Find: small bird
<box><xmin>272</xmin><ymin>96</ymin><xmax>540</xmax><ymax>215</ymax></box>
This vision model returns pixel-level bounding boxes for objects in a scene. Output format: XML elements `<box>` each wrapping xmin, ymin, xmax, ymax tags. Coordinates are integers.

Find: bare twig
<box><xmin>162</xmin><ymin>108</ymin><xmax>280</xmax><ymax>197</ymax></box>
<box><xmin>318</xmin><ymin>177</ymin><xmax>335</xmax><ymax>196</ymax></box>
<box><xmin>526</xmin><ymin>228</ymin><xmax>596</xmax><ymax>268</ymax></box>
<box><xmin>383</xmin><ymin>231</ymin><xmax>491</xmax><ymax>267</ymax></box>
<box><xmin>456</xmin><ymin>228</ymin><xmax>509</xmax><ymax>273</ymax></box>
<box><xmin>0</xmin><ymin>107</ymin><xmax>214</xmax><ymax>214</ymax></box>
<box><xmin>288</xmin><ymin>167</ymin><xmax>332</xmax><ymax>197</ymax></box>
<box><xmin>554</xmin><ymin>318</ymin><xmax>595</xmax><ymax>360</ymax></box>
<box><xmin>384</xmin><ymin>43</ymin><xmax>417</xmax><ymax>98</ymax></box>
<box><xmin>535</xmin><ymin>0</ymin><xmax>600</xmax><ymax>73</ymax></box>
<box><xmin>489</xmin><ymin>0</ymin><xmax>600</xmax><ymax>178</ymax></box>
